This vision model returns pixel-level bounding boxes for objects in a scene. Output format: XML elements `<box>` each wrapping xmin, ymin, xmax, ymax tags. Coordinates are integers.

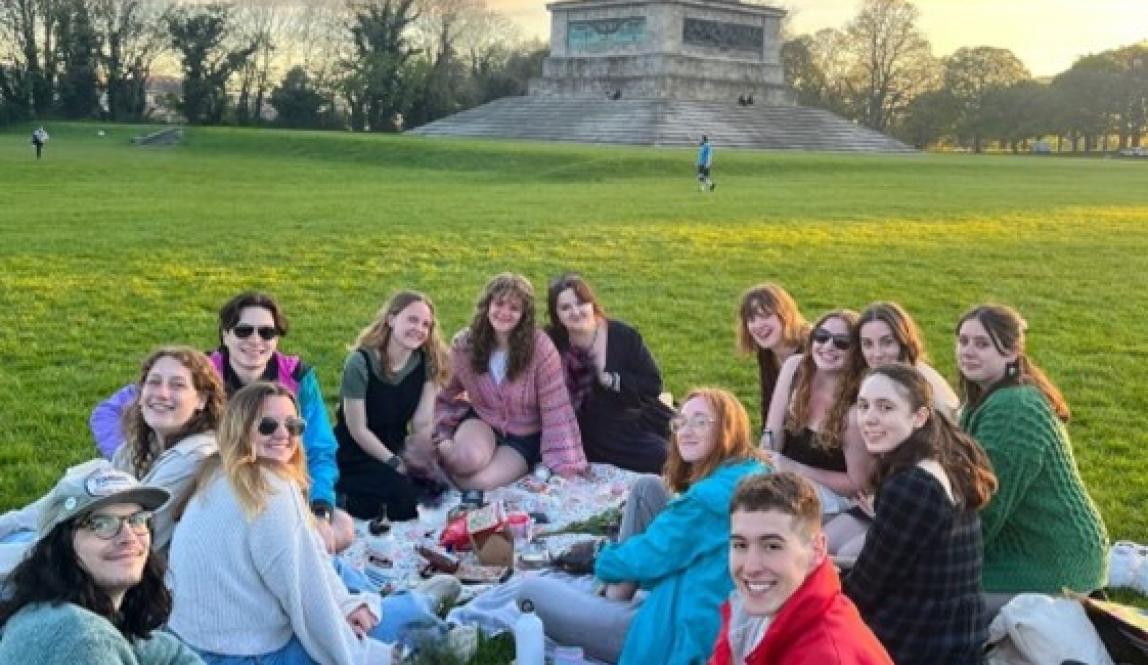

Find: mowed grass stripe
<box><xmin>1</xmin><ymin>123</ymin><xmax>1146</xmax><ymax>546</ymax></box>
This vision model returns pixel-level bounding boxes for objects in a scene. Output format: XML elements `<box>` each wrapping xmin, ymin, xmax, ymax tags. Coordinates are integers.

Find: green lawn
<box><xmin>2</xmin><ymin>122</ymin><xmax>1146</xmax><ymax>548</ymax></box>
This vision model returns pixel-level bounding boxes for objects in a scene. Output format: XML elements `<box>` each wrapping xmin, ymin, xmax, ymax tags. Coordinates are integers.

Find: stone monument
<box><xmin>533</xmin><ymin>0</ymin><xmax>792</xmax><ymax>104</ymax></box>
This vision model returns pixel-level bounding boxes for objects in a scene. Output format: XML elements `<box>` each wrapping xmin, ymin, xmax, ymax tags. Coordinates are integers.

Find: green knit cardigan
<box><xmin>961</xmin><ymin>384</ymin><xmax>1108</xmax><ymax>594</ymax></box>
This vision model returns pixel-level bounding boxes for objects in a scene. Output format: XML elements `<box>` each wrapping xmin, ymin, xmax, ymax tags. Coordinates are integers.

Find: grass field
<box><xmin>2</xmin><ymin>123</ymin><xmax>1147</xmax><ymax>547</ymax></box>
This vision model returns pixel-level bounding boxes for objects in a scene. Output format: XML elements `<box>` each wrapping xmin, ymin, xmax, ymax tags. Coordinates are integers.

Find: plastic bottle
<box><xmin>514</xmin><ymin>599</ymin><xmax>545</xmax><ymax>665</ymax></box>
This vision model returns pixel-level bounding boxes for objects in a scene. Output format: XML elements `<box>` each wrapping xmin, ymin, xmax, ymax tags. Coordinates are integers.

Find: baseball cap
<box><xmin>38</xmin><ymin>460</ymin><xmax>170</xmax><ymax>537</ymax></box>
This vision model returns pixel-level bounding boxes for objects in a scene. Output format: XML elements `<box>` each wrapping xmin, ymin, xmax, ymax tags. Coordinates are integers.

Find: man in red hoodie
<box><xmin>709</xmin><ymin>472</ymin><xmax>892</xmax><ymax>665</ymax></box>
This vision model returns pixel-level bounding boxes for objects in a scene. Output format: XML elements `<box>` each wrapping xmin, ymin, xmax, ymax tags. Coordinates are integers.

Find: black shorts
<box><xmin>697</xmin><ymin>165</ymin><xmax>710</xmax><ymax>178</ymax></box>
<box><xmin>462</xmin><ymin>410</ymin><xmax>543</xmax><ymax>467</ymax></box>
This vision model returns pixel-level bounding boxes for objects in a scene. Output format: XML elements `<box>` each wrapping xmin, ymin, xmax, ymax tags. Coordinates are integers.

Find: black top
<box><xmin>843</xmin><ymin>466</ymin><xmax>986</xmax><ymax>664</ymax></box>
<box><xmin>573</xmin><ymin>319</ymin><xmax>670</xmax><ymax>474</ymax></box>
<box><xmin>334</xmin><ymin>349</ymin><xmax>425</xmax><ymax>485</ymax></box>
<box><xmin>782</xmin><ymin>427</ymin><xmax>848</xmax><ymax>473</ymax></box>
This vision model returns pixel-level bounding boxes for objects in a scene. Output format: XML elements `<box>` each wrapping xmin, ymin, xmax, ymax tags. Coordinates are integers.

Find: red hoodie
<box><xmin>709</xmin><ymin>559</ymin><xmax>892</xmax><ymax>665</ymax></box>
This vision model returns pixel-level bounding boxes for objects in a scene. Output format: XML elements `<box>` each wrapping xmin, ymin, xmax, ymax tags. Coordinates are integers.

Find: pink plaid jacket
<box><xmin>434</xmin><ymin>328</ymin><xmax>587</xmax><ymax>476</ymax></box>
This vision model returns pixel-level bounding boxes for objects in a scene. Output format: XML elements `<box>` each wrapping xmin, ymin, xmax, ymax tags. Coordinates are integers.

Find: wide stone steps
<box><xmin>410</xmin><ymin>97</ymin><xmax>912</xmax><ymax>152</ymax></box>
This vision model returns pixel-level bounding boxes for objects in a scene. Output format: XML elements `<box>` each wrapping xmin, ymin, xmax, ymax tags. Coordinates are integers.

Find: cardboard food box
<box><xmin>466</xmin><ymin>503</ymin><xmax>515</xmax><ymax>567</ymax></box>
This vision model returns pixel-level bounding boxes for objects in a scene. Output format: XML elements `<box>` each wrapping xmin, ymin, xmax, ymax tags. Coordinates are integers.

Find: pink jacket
<box><xmin>434</xmin><ymin>329</ymin><xmax>587</xmax><ymax>476</ymax></box>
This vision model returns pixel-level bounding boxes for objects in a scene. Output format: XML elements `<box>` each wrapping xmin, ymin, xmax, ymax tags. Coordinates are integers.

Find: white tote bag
<box><xmin>985</xmin><ymin>594</ymin><xmax>1114</xmax><ymax>665</ymax></box>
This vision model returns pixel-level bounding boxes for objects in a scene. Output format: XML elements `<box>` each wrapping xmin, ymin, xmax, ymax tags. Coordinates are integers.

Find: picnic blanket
<box><xmin>341</xmin><ymin>463</ymin><xmax>645</xmax><ymax>595</ymax></box>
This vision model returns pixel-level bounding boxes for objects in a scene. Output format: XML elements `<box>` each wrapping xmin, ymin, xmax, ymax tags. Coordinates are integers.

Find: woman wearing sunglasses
<box><xmin>854</xmin><ymin>302</ymin><xmax>958</xmax><ymax>419</ymax></box>
<box><xmin>763</xmin><ymin>310</ymin><xmax>871</xmax><ymax>518</ymax></box>
<box><xmin>955</xmin><ymin>304</ymin><xmax>1106</xmax><ymax>616</ymax></box>
<box><xmin>544</xmin><ymin>272</ymin><xmax>671</xmax><ymax>474</ymax></box>
<box><xmin>516</xmin><ymin>388</ymin><xmax>766</xmax><ymax>665</ymax></box>
<box><xmin>169</xmin><ymin>382</ymin><xmax>404</xmax><ymax>664</ymax></box>
<box><xmin>736</xmin><ymin>283</ymin><xmax>809</xmax><ymax>442</ymax></box>
<box><xmin>333</xmin><ymin>290</ymin><xmax>450</xmax><ymax>521</ymax></box>
<box><xmin>89</xmin><ymin>291</ymin><xmax>346</xmax><ymax>552</ymax></box>
<box><xmin>0</xmin><ymin>346</ymin><xmax>224</xmax><ymax>570</ymax></box>
<box><xmin>434</xmin><ymin>273</ymin><xmax>587</xmax><ymax>489</ymax></box>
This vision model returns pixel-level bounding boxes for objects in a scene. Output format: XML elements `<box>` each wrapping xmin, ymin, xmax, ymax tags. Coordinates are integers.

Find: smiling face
<box><xmin>746</xmin><ymin>308</ymin><xmax>783</xmax><ymax>351</ymax></box>
<box><xmin>859</xmin><ymin>319</ymin><xmax>903</xmax><ymax>368</ymax></box>
<box><xmin>957</xmin><ymin>318</ymin><xmax>1016</xmax><ymax>388</ymax></box>
<box><xmin>388</xmin><ymin>300</ymin><xmax>433</xmax><ymax>352</ymax></box>
<box><xmin>73</xmin><ymin>503</ymin><xmax>150</xmax><ymax>602</ymax></box>
<box><xmin>811</xmin><ymin>315</ymin><xmax>850</xmax><ymax>371</ymax></box>
<box><xmin>222</xmin><ymin>306</ymin><xmax>279</xmax><ymax>375</ymax></box>
<box><xmin>487</xmin><ymin>294</ymin><xmax>524</xmax><ymax>337</ymax></box>
<box><xmin>673</xmin><ymin>396</ymin><xmax>718</xmax><ymax>464</ymax></box>
<box><xmin>140</xmin><ymin>355</ymin><xmax>205</xmax><ymax>441</ymax></box>
<box><xmin>554</xmin><ymin>288</ymin><xmax>597</xmax><ymax>335</ymax></box>
<box><xmin>253</xmin><ymin>395</ymin><xmax>300</xmax><ymax>463</ymax></box>
<box><xmin>856</xmin><ymin>373</ymin><xmax>928</xmax><ymax>455</ymax></box>
<box><xmin>729</xmin><ymin>508</ymin><xmax>823</xmax><ymax>617</ymax></box>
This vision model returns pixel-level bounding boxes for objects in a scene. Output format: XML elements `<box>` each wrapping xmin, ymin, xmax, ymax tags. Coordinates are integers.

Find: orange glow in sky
<box><xmin>498</xmin><ymin>0</ymin><xmax>1147</xmax><ymax>77</ymax></box>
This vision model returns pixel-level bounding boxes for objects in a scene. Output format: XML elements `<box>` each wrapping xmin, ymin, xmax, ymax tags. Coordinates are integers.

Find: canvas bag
<box><xmin>985</xmin><ymin>594</ymin><xmax>1114</xmax><ymax>665</ymax></box>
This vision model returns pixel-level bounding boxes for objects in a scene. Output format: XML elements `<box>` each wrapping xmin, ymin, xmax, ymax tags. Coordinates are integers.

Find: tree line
<box><xmin>783</xmin><ymin>0</ymin><xmax>1148</xmax><ymax>152</ymax></box>
<box><xmin>0</xmin><ymin>0</ymin><xmax>545</xmax><ymax>130</ymax></box>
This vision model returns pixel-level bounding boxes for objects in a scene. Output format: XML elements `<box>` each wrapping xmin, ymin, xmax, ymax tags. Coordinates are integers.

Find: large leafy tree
<box><xmin>167</xmin><ymin>2</ymin><xmax>256</xmax><ymax>124</ymax></box>
<box><xmin>943</xmin><ymin>46</ymin><xmax>1030</xmax><ymax>152</ymax></box>
<box><xmin>340</xmin><ymin>0</ymin><xmax>419</xmax><ymax>132</ymax></box>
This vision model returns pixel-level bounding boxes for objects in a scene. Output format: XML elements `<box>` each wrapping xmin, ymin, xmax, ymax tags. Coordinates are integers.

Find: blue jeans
<box><xmin>193</xmin><ymin>635</ymin><xmax>316</xmax><ymax>665</ymax></box>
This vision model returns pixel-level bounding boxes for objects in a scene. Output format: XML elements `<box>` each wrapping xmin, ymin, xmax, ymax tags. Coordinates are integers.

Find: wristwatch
<box><xmin>385</xmin><ymin>455</ymin><xmax>402</xmax><ymax>470</ymax></box>
<box><xmin>311</xmin><ymin>504</ymin><xmax>333</xmax><ymax>522</ymax></box>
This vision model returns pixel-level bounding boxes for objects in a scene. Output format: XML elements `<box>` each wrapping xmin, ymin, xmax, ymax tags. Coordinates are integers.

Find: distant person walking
<box><xmin>697</xmin><ymin>135</ymin><xmax>714</xmax><ymax>192</ymax></box>
<box><xmin>31</xmin><ymin>126</ymin><xmax>49</xmax><ymax>160</ymax></box>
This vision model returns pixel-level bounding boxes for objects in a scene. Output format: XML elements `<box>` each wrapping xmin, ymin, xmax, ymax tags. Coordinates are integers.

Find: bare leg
<box><xmin>332</xmin><ymin>509</ymin><xmax>355</xmax><ymax>553</ymax></box>
<box><xmin>452</xmin><ymin>446</ymin><xmax>530</xmax><ymax>490</ymax></box>
<box><xmin>823</xmin><ymin>512</ymin><xmax>869</xmax><ymax>557</ymax></box>
<box><xmin>439</xmin><ymin>419</ymin><xmax>497</xmax><ymax>477</ymax></box>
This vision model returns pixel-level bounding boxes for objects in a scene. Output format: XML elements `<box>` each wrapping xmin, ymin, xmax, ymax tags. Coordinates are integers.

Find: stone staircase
<box><xmin>410</xmin><ymin>97</ymin><xmax>912</xmax><ymax>152</ymax></box>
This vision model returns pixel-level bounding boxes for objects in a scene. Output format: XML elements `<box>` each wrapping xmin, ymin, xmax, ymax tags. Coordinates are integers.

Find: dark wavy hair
<box><xmin>0</xmin><ymin>520</ymin><xmax>172</xmax><ymax>640</ymax></box>
<box><xmin>956</xmin><ymin>304</ymin><xmax>1069</xmax><ymax>422</ymax></box>
<box><xmin>122</xmin><ymin>346</ymin><xmax>225</xmax><ymax>477</ymax></box>
<box><xmin>467</xmin><ymin>273</ymin><xmax>536</xmax><ymax>382</ymax></box>
<box><xmin>217</xmin><ymin>291</ymin><xmax>290</xmax><ymax>345</ymax></box>
<box><xmin>864</xmin><ymin>364</ymin><xmax>997</xmax><ymax>509</ymax></box>
<box><xmin>544</xmin><ymin>272</ymin><xmax>607</xmax><ymax>352</ymax></box>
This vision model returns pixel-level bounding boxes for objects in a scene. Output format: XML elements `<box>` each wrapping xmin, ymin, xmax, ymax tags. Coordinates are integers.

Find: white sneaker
<box><xmin>1108</xmin><ymin>541</ymin><xmax>1141</xmax><ymax>589</ymax></box>
<box><xmin>1134</xmin><ymin>544</ymin><xmax>1148</xmax><ymax>594</ymax></box>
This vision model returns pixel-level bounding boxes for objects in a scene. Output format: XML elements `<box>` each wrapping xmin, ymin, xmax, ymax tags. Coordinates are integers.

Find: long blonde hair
<box><xmin>190</xmin><ymin>382</ymin><xmax>310</xmax><ymax>519</ymax></box>
<box><xmin>352</xmin><ymin>290</ymin><xmax>449</xmax><ymax>387</ymax></box>
<box><xmin>663</xmin><ymin>388</ymin><xmax>760</xmax><ymax>493</ymax></box>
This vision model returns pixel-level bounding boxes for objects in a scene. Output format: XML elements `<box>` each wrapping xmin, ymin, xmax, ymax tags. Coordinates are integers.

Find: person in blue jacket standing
<box><xmin>87</xmin><ymin>291</ymin><xmax>348</xmax><ymax>552</ymax></box>
<box><xmin>697</xmin><ymin>135</ymin><xmax>715</xmax><ymax>192</ymax></box>
<box><xmin>518</xmin><ymin>387</ymin><xmax>767</xmax><ymax>665</ymax></box>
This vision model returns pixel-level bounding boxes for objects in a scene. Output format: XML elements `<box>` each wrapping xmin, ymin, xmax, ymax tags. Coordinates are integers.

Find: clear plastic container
<box><xmin>553</xmin><ymin>645</ymin><xmax>585</xmax><ymax>664</ymax></box>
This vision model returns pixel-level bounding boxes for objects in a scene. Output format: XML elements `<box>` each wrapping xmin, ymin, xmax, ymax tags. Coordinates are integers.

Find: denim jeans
<box><xmin>192</xmin><ymin>635</ymin><xmax>317</xmax><ymax>665</ymax></box>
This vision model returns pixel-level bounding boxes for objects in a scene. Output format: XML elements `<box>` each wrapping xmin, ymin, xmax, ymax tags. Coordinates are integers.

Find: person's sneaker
<box><xmin>415</xmin><ymin>574</ymin><xmax>462</xmax><ymax>614</ymax></box>
<box><xmin>1108</xmin><ymin>541</ymin><xmax>1142</xmax><ymax>589</ymax></box>
<box><xmin>709</xmin><ymin>182</ymin><xmax>716</xmax><ymax>191</ymax></box>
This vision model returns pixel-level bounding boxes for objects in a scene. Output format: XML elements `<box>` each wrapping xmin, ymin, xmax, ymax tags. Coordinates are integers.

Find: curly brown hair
<box><xmin>467</xmin><ymin>273</ymin><xmax>536</xmax><ymax>382</ymax></box>
<box><xmin>864</xmin><ymin>364</ymin><xmax>997</xmax><ymax>509</ymax></box>
<box><xmin>352</xmin><ymin>290</ymin><xmax>449</xmax><ymax>387</ymax></box>
<box><xmin>956</xmin><ymin>304</ymin><xmax>1069</xmax><ymax>422</ymax></box>
<box><xmin>786</xmin><ymin>310</ymin><xmax>860</xmax><ymax>450</ymax></box>
<box><xmin>122</xmin><ymin>346</ymin><xmax>225</xmax><ymax>477</ymax></box>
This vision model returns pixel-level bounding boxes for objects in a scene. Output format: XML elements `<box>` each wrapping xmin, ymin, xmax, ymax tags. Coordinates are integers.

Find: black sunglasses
<box><xmin>257</xmin><ymin>416</ymin><xmax>307</xmax><ymax>437</ymax></box>
<box><xmin>811</xmin><ymin>328</ymin><xmax>851</xmax><ymax>351</ymax></box>
<box><xmin>232</xmin><ymin>324</ymin><xmax>280</xmax><ymax>340</ymax></box>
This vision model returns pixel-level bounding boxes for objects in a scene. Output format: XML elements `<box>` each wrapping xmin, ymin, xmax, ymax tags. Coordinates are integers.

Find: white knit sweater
<box><xmin>168</xmin><ymin>469</ymin><xmax>386</xmax><ymax>664</ymax></box>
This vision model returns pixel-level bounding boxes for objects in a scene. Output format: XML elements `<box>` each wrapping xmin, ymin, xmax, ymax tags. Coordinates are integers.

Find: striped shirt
<box><xmin>434</xmin><ymin>328</ymin><xmax>587</xmax><ymax>476</ymax></box>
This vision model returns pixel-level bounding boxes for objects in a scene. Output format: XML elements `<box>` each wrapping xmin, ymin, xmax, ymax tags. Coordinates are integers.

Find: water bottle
<box><xmin>514</xmin><ymin>599</ymin><xmax>545</xmax><ymax>665</ymax></box>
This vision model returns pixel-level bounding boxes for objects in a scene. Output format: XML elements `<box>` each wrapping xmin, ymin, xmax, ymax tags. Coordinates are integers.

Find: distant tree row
<box><xmin>0</xmin><ymin>0</ymin><xmax>546</xmax><ymax>130</ymax></box>
<box><xmin>783</xmin><ymin>0</ymin><xmax>1148</xmax><ymax>151</ymax></box>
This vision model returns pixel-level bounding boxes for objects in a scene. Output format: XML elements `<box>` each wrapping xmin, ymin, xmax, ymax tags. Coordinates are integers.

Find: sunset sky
<box><xmin>496</xmin><ymin>0</ymin><xmax>1148</xmax><ymax>77</ymax></box>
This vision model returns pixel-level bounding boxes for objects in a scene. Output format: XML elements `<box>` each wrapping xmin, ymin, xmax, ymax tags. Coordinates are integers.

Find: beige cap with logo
<box><xmin>37</xmin><ymin>460</ymin><xmax>170</xmax><ymax>537</ymax></box>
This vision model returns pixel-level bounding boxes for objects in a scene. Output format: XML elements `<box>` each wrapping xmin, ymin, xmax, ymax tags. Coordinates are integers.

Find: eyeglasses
<box><xmin>812</xmin><ymin>328</ymin><xmax>851</xmax><ymax>351</ymax></box>
<box><xmin>232</xmin><ymin>324</ymin><xmax>280</xmax><ymax>340</ymax></box>
<box><xmin>670</xmin><ymin>415</ymin><xmax>716</xmax><ymax>432</ymax></box>
<box><xmin>257</xmin><ymin>416</ymin><xmax>307</xmax><ymax>437</ymax></box>
<box><xmin>81</xmin><ymin>511</ymin><xmax>153</xmax><ymax>540</ymax></box>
